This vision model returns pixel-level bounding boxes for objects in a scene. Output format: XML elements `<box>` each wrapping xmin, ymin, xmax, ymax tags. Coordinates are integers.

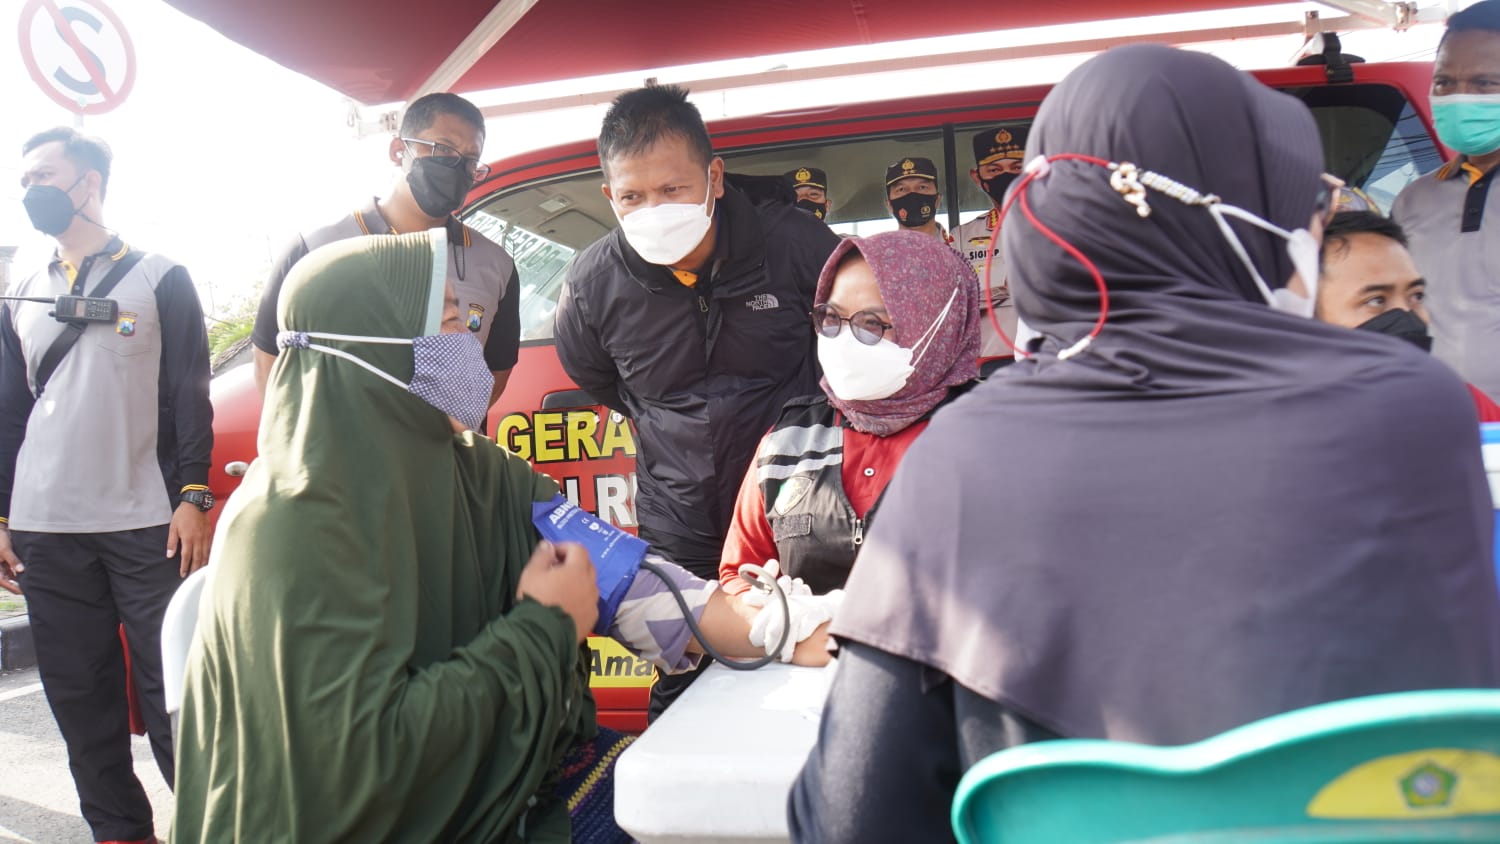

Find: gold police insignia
<box><xmin>901</xmin><ymin>159</ymin><xmax>915</xmax><ymax>171</ymax></box>
<box><xmin>997</xmin><ymin>129</ymin><xmax>1012</xmax><ymax>144</ymax></box>
<box><xmin>795</xmin><ymin>167</ymin><xmax>811</xmax><ymax>182</ymax></box>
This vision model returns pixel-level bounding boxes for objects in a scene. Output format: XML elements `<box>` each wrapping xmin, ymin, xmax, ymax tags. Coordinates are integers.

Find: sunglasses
<box><xmin>812</xmin><ymin>304</ymin><xmax>894</xmax><ymax>346</ymax></box>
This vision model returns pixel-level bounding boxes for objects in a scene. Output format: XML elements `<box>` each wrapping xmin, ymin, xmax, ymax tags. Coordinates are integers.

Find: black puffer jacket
<box><xmin>555</xmin><ymin>180</ymin><xmax>840</xmax><ymax>574</ymax></box>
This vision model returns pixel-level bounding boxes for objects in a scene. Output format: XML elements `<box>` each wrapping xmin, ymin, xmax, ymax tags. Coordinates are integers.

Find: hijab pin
<box><xmin>1137</xmin><ymin>168</ymin><xmax>1218</xmax><ymax>209</ymax></box>
<box><xmin>1110</xmin><ymin>162</ymin><xmax>1151</xmax><ymax>218</ymax></box>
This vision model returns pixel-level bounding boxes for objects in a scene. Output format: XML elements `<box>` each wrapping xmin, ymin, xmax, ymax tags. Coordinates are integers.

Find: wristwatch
<box><xmin>181</xmin><ymin>489</ymin><xmax>215</xmax><ymax>512</ymax></box>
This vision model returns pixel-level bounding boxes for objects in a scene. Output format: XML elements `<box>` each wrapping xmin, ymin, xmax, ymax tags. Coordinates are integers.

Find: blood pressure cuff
<box><xmin>532</xmin><ymin>494</ymin><xmax>647</xmax><ymax>634</ymax></box>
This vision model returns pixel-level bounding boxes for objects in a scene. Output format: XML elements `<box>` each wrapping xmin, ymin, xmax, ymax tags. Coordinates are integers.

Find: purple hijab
<box><xmin>815</xmin><ymin>231</ymin><xmax>980</xmax><ymax>436</ymax></box>
<box><xmin>831</xmin><ymin>45</ymin><xmax>1500</xmax><ymax>745</ymax></box>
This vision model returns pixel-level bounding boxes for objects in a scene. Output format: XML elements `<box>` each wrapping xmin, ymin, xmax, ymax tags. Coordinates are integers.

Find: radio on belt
<box><xmin>51</xmin><ymin>296</ymin><xmax>119</xmax><ymax>324</ymax></box>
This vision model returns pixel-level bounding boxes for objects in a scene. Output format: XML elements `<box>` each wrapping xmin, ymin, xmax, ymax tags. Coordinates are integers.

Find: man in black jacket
<box><xmin>555</xmin><ymin>86</ymin><xmax>839</xmax><ymax>711</ymax></box>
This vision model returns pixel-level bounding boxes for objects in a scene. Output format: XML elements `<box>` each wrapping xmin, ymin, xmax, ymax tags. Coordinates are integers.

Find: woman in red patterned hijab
<box><xmin>717</xmin><ymin>229</ymin><xmax>980</xmax><ymax>596</ymax></box>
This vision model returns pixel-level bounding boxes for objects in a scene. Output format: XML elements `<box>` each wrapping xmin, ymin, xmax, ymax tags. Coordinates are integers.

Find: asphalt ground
<box><xmin>0</xmin><ymin>666</ymin><xmax>172</xmax><ymax>843</ymax></box>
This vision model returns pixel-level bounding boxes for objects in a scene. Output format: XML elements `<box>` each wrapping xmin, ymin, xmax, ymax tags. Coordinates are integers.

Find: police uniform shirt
<box><xmin>954</xmin><ymin>209</ymin><xmax>1015</xmax><ymax>358</ymax></box>
<box><xmin>250</xmin><ymin>198</ymin><xmax>521</xmax><ymax>374</ymax></box>
<box><xmin>1392</xmin><ymin>158</ymin><xmax>1500</xmax><ymax>399</ymax></box>
<box><xmin>0</xmin><ymin>238</ymin><xmax>214</xmax><ymax>532</ymax></box>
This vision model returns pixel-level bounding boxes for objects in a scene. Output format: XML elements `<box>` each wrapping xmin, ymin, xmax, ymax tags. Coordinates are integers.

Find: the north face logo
<box><xmin>746</xmin><ymin>293</ymin><xmax>779</xmax><ymax>311</ymax></box>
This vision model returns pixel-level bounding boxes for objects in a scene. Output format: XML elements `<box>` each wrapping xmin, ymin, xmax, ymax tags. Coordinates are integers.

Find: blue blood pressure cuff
<box><xmin>531</xmin><ymin>494</ymin><xmax>647</xmax><ymax>634</ymax></box>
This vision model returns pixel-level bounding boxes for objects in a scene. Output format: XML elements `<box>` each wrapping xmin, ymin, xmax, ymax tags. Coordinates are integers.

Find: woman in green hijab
<box><xmin>174</xmin><ymin>228</ymin><xmax>603</xmax><ymax>841</ymax></box>
<box><xmin>173</xmin><ymin>229</ymin><xmax>833</xmax><ymax>842</ymax></box>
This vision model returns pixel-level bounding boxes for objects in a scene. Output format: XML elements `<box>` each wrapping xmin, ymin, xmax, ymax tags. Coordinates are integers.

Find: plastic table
<box><xmin>614</xmin><ymin>661</ymin><xmax>837</xmax><ymax>843</ymax></box>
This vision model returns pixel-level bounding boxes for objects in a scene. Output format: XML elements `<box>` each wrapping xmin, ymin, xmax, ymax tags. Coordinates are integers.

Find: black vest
<box><xmin>755</xmin><ymin>396</ymin><xmax>873</xmax><ymax>594</ymax></box>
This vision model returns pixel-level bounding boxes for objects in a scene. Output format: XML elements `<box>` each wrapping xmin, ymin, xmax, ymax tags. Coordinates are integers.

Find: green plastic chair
<box><xmin>952</xmin><ymin>690</ymin><xmax>1500</xmax><ymax>844</ymax></box>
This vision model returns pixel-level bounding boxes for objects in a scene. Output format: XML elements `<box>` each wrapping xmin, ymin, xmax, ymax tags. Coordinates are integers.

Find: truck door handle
<box><xmin>541</xmin><ymin>389</ymin><xmax>597</xmax><ymax>410</ymax></box>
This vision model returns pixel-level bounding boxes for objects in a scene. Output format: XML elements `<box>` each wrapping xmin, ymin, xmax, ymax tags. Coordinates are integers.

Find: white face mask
<box><xmin>818</xmin><ymin>287</ymin><xmax>957</xmax><ymax>402</ymax></box>
<box><xmin>614</xmin><ymin>168</ymin><xmax>715</xmax><ymax>266</ymax></box>
<box><xmin>1207</xmin><ymin>202</ymin><xmax>1320</xmax><ymax>318</ymax></box>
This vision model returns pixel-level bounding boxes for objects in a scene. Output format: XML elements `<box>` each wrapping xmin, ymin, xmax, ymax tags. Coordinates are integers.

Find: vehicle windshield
<box><xmin>465</xmin><ymin>80</ymin><xmax>1439</xmax><ymax>342</ymax></box>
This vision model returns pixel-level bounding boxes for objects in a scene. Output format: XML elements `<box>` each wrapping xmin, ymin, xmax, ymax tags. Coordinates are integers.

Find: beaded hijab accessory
<box><xmin>981</xmin><ymin>154</ymin><xmax>1331</xmax><ymax>359</ymax></box>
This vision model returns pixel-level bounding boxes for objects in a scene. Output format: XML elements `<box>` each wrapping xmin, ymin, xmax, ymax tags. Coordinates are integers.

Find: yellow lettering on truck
<box><xmin>587</xmin><ymin>636</ymin><xmax>655</xmax><ymax>689</ymax></box>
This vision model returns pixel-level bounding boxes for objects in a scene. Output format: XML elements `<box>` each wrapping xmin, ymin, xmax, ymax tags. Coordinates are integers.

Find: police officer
<box><xmin>252</xmin><ymin>93</ymin><xmax>521</xmax><ymax>410</ymax></box>
<box><xmin>954</xmin><ymin>126</ymin><xmax>1028</xmax><ymax>361</ymax></box>
<box><xmin>0</xmin><ymin>127</ymin><xmax>214</xmax><ymax>844</ymax></box>
<box><xmin>885</xmin><ymin>156</ymin><xmax>950</xmax><ymax>243</ymax></box>
<box><xmin>785</xmin><ymin>166</ymin><xmax>832</xmax><ymax>221</ymax></box>
<box><xmin>1392</xmin><ymin>0</ymin><xmax>1500</xmax><ymax>398</ymax></box>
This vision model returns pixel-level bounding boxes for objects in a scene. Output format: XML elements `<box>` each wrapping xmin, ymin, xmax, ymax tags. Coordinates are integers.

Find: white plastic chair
<box><xmin>161</xmin><ymin>565</ymin><xmax>210</xmax><ymax>737</ymax></box>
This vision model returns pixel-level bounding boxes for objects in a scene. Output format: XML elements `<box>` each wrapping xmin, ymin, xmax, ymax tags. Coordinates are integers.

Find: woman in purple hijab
<box><xmin>789</xmin><ymin>45</ymin><xmax>1500</xmax><ymax>843</ymax></box>
<box><xmin>718</xmin><ymin>230</ymin><xmax>980</xmax><ymax>603</ymax></box>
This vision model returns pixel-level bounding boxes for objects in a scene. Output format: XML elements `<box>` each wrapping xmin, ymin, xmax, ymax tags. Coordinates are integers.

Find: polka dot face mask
<box><xmin>277</xmin><ymin>329</ymin><xmax>493</xmax><ymax>431</ymax></box>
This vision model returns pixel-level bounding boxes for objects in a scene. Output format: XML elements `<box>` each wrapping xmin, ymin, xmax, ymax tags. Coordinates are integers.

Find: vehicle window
<box><xmin>463</xmin><ymin>81</ymin><xmax>1440</xmax><ymax>343</ymax></box>
<box><xmin>720</xmin><ymin>130</ymin><xmax>952</xmax><ymax>237</ymax></box>
<box><xmin>1288</xmin><ymin>82</ymin><xmax>1442</xmax><ymax>213</ymax></box>
<box><xmin>467</xmin><ymin>181</ymin><xmax>608</xmax><ymax>341</ymax></box>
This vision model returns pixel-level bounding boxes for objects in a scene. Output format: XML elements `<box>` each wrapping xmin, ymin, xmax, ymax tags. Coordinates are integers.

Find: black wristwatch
<box><xmin>181</xmin><ymin>489</ymin><xmax>215</xmax><ymax>512</ymax></box>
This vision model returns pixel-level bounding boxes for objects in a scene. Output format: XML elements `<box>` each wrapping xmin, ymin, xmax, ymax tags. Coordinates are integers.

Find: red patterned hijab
<box><xmin>814</xmin><ymin>231</ymin><xmax>980</xmax><ymax>435</ymax></box>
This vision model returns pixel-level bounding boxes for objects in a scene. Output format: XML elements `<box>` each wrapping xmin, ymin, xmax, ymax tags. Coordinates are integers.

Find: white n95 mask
<box><xmin>1208</xmin><ymin>203</ymin><xmax>1320</xmax><ymax>318</ymax></box>
<box><xmin>614</xmin><ymin>168</ymin><xmax>715</xmax><ymax>265</ymax></box>
<box><xmin>819</xmin><ymin>332</ymin><xmax>916</xmax><ymax>401</ymax></box>
<box><xmin>818</xmin><ymin>286</ymin><xmax>958</xmax><ymax>401</ymax></box>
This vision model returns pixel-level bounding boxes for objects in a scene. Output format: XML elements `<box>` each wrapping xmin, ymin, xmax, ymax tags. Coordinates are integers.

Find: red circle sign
<box><xmin>18</xmin><ymin>0</ymin><xmax>137</xmax><ymax>116</ymax></box>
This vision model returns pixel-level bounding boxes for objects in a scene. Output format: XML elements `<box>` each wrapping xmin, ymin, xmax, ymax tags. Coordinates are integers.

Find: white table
<box><xmin>614</xmin><ymin>661</ymin><xmax>837</xmax><ymax>844</ymax></box>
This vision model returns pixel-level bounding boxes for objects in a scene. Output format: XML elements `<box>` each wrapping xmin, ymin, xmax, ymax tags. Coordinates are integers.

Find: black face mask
<box><xmin>795</xmin><ymin>198</ymin><xmax>829</xmax><ymax>220</ymax></box>
<box><xmin>890</xmin><ymin>192</ymin><xmax>937</xmax><ymax>228</ymax></box>
<box><xmin>979</xmin><ymin>172</ymin><xmax>1018</xmax><ymax>207</ymax></box>
<box><xmin>406</xmin><ymin>158</ymin><xmax>474</xmax><ymax>218</ymax></box>
<box><xmin>23</xmin><ymin>176</ymin><xmax>85</xmax><ymax>236</ymax></box>
<box><xmin>1356</xmin><ymin>308</ymin><xmax>1432</xmax><ymax>352</ymax></box>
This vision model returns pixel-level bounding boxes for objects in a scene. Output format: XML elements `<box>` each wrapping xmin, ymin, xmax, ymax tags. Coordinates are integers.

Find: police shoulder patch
<box><xmin>772</xmin><ymin>475</ymin><xmax>813</xmax><ymax>516</ymax></box>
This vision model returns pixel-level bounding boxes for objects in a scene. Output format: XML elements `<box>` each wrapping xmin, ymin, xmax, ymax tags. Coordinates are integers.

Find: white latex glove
<box><xmin>749</xmin><ymin>589</ymin><xmax>845</xmax><ymax>662</ymax></box>
<box><xmin>739</xmin><ymin>571</ymin><xmax>813</xmax><ymax>608</ymax></box>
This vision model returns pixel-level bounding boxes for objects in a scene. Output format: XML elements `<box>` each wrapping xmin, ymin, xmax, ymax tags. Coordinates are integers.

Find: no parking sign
<box><xmin>18</xmin><ymin>0</ymin><xmax>136</xmax><ymax>116</ymax></box>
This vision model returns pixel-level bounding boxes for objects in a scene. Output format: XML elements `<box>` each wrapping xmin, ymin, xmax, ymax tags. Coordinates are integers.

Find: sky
<box><xmin>0</xmin><ymin>0</ymin><xmax>1449</xmax><ymax>316</ymax></box>
<box><xmin>1</xmin><ymin>0</ymin><xmax>383</xmax><ymax>316</ymax></box>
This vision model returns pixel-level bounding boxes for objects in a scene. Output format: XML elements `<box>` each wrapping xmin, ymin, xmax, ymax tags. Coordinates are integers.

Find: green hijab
<box><xmin>173</xmin><ymin>231</ymin><xmax>593</xmax><ymax>842</ymax></box>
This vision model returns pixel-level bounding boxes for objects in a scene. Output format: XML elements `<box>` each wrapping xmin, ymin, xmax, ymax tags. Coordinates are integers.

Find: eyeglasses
<box><xmin>812</xmin><ymin>304</ymin><xmax>893</xmax><ymax>346</ymax></box>
<box><xmin>400</xmin><ymin>138</ymin><xmax>491</xmax><ymax>181</ymax></box>
<box><xmin>1315</xmin><ymin>173</ymin><xmax>1346</xmax><ymax>227</ymax></box>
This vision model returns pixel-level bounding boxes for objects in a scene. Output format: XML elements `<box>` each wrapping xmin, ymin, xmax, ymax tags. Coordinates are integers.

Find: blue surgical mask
<box><xmin>1432</xmin><ymin>93</ymin><xmax>1500</xmax><ymax>157</ymax></box>
<box><xmin>277</xmin><ymin>330</ymin><xmax>494</xmax><ymax>431</ymax></box>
